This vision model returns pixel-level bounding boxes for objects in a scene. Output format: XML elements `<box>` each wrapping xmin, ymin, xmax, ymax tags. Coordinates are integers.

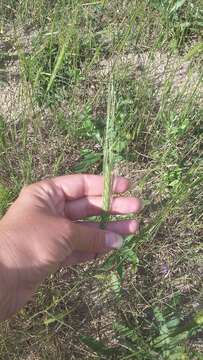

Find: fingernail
<box><xmin>130</xmin><ymin>220</ymin><xmax>139</xmax><ymax>233</ymax></box>
<box><xmin>105</xmin><ymin>232</ymin><xmax>123</xmax><ymax>249</ymax></box>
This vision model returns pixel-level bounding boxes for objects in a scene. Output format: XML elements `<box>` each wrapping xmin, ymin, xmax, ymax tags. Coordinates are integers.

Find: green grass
<box><xmin>0</xmin><ymin>0</ymin><xmax>202</xmax><ymax>359</ymax></box>
<box><xmin>100</xmin><ymin>74</ymin><xmax>116</xmax><ymax>229</ymax></box>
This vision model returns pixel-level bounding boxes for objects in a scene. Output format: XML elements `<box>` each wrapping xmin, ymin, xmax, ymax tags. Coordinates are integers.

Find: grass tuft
<box><xmin>0</xmin><ymin>1</ymin><xmax>202</xmax><ymax>359</ymax></box>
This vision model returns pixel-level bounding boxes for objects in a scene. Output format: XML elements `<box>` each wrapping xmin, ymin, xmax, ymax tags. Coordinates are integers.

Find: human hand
<box><xmin>0</xmin><ymin>174</ymin><xmax>141</xmax><ymax>320</ymax></box>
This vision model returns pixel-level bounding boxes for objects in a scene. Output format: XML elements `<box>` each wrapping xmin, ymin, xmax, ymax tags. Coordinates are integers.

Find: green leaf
<box><xmin>93</xmin><ymin>274</ymin><xmax>109</xmax><ymax>281</ymax></box>
<box><xmin>166</xmin><ymin>318</ymin><xmax>180</xmax><ymax>330</ymax></box>
<box><xmin>113</xmin><ymin>322</ymin><xmax>138</xmax><ymax>342</ymax></box>
<box><xmin>153</xmin><ymin>307</ymin><xmax>165</xmax><ymax>324</ymax></box>
<box><xmin>185</xmin><ymin>42</ymin><xmax>203</xmax><ymax>60</ymax></box>
<box><xmin>110</xmin><ymin>272</ymin><xmax>122</xmax><ymax>297</ymax></box>
<box><xmin>44</xmin><ymin>311</ymin><xmax>70</xmax><ymax>325</ymax></box>
<box><xmin>121</xmin><ymin>248</ymin><xmax>139</xmax><ymax>269</ymax></box>
<box><xmin>169</xmin><ymin>0</ymin><xmax>187</xmax><ymax>14</ymax></box>
<box><xmin>46</xmin><ymin>42</ymin><xmax>66</xmax><ymax>93</ymax></box>
<box><xmin>73</xmin><ymin>151</ymin><xmax>102</xmax><ymax>172</ymax></box>
<box><xmin>194</xmin><ymin>310</ymin><xmax>203</xmax><ymax>326</ymax></box>
<box><xmin>80</xmin><ymin>335</ymin><xmax>115</xmax><ymax>356</ymax></box>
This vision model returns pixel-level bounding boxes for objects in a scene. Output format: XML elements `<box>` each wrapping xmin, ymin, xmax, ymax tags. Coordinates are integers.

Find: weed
<box><xmin>81</xmin><ymin>300</ymin><xmax>203</xmax><ymax>359</ymax></box>
<box><xmin>0</xmin><ymin>0</ymin><xmax>202</xmax><ymax>359</ymax></box>
<box><xmin>100</xmin><ymin>75</ymin><xmax>116</xmax><ymax>228</ymax></box>
<box><xmin>150</xmin><ymin>0</ymin><xmax>203</xmax><ymax>49</ymax></box>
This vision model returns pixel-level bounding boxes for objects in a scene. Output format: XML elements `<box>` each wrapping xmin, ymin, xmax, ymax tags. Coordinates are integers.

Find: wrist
<box><xmin>0</xmin><ymin>221</ymin><xmax>22</xmax><ymax>321</ymax></box>
<box><xmin>0</xmin><ymin>220</ymin><xmax>37</xmax><ymax>321</ymax></box>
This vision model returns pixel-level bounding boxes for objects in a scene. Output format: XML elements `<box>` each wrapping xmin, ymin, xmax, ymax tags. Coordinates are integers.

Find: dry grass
<box><xmin>0</xmin><ymin>1</ymin><xmax>202</xmax><ymax>359</ymax></box>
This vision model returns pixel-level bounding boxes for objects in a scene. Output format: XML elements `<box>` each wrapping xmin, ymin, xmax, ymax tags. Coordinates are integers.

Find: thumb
<box><xmin>67</xmin><ymin>221</ymin><xmax>123</xmax><ymax>254</ymax></box>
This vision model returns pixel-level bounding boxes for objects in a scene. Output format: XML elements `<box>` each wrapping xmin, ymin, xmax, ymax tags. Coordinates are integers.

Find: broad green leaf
<box><xmin>80</xmin><ymin>335</ymin><xmax>115</xmax><ymax>356</ymax></box>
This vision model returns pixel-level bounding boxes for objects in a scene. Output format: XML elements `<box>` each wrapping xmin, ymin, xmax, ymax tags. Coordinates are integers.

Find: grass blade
<box><xmin>46</xmin><ymin>42</ymin><xmax>66</xmax><ymax>93</ymax></box>
<box><xmin>100</xmin><ymin>75</ymin><xmax>116</xmax><ymax>229</ymax></box>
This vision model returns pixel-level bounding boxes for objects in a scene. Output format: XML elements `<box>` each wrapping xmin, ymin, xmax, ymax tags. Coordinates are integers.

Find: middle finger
<box><xmin>65</xmin><ymin>196</ymin><xmax>142</xmax><ymax>220</ymax></box>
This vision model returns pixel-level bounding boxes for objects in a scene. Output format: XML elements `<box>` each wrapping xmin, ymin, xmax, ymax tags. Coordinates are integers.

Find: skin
<box><xmin>0</xmin><ymin>174</ymin><xmax>142</xmax><ymax>321</ymax></box>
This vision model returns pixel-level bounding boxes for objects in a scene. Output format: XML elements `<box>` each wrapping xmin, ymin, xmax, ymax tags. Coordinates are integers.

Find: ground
<box><xmin>0</xmin><ymin>1</ymin><xmax>202</xmax><ymax>359</ymax></box>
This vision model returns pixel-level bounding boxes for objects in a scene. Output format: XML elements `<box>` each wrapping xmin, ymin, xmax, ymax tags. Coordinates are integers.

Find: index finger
<box><xmin>52</xmin><ymin>174</ymin><xmax>129</xmax><ymax>200</ymax></box>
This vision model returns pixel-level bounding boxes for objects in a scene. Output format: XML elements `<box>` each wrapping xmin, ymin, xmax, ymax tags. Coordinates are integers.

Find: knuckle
<box><xmin>20</xmin><ymin>179</ymin><xmax>55</xmax><ymax>198</ymax></box>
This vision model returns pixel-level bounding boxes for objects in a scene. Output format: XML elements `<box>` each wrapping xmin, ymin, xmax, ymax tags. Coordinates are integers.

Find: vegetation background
<box><xmin>0</xmin><ymin>0</ymin><xmax>202</xmax><ymax>359</ymax></box>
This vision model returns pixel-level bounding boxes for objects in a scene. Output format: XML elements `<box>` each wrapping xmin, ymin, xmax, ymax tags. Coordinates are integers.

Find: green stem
<box><xmin>100</xmin><ymin>75</ymin><xmax>116</xmax><ymax>229</ymax></box>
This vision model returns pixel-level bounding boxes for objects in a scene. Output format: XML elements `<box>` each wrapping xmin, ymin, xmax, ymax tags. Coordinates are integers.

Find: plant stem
<box><xmin>100</xmin><ymin>75</ymin><xmax>116</xmax><ymax>229</ymax></box>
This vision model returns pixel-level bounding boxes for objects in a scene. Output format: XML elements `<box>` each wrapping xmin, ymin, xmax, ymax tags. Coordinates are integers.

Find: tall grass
<box><xmin>100</xmin><ymin>75</ymin><xmax>116</xmax><ymax>229</ymax></box>
<box><xmin>0</xmin><ymin>1</ymin><xmax>202</xmax><ymax>359</ymax></box>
